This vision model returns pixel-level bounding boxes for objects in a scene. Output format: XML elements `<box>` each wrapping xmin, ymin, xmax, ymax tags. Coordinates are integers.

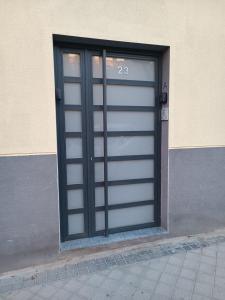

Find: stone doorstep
<box><xmin>1</xmin><ymin>228</ymin><xmax>225</xmax><ymax>294</ymax></box>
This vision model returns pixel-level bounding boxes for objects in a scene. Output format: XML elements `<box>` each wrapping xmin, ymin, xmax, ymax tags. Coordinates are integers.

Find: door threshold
<box><xmin>60</xmin><ymin>227</ymin><xmax>167</xmax><ymax>251</ymax></box>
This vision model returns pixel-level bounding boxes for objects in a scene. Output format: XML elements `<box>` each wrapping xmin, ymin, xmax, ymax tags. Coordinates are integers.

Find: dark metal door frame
<box><xmin>54</xmin><ymin>38</ymin><xmax>163</xmax><ymax>242</ymax></box>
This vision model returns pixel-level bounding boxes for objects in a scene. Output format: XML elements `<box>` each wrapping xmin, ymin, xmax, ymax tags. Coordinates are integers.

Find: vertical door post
<box><xmin>102</xmin><ymin>49</ymin><xmax>109</xmax><ymax>236</ymax></box>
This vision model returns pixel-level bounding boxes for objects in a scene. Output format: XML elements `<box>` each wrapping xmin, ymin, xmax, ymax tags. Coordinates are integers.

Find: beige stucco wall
<box><xmin>0</xmin><ymin>0</ymin><xmax>225</xmax><ymax>156</ymax></box>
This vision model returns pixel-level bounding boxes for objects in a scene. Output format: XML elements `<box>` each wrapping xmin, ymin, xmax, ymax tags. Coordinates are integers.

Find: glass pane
<box><xmin>67</xmin><ymin>164</ymin><xmax>83</xmax><ymax>185</ymax></box>
<box><xmin>66</xmin><ymin>138</ymin><xmax>82</xmax><ymax>159</ymax></box>
<box><xmin>95</xmin><ymin>183</ymin><xmax>154</xmax><ymax>207</ymax></box>
<box><xmin>63</xmin><ymin>53</ymin><xmax>80</xmax><ymax>77</ymax></box>
<box><xmin>92</xmin><ymin>56</ymin><xmax>102</xmax><ymax>78</ymax></box>
<box><xmin>67</xmin><ymin>190</ymin><xmax>83</xmax><ymax>209</ymax></box>
<box><xmin>94</xmin><ymin>111</ymin><xmax>154</xmax><ymax>132</ymax></box>
<box><xmin>95</xmin><ymin>160</ymin><xmax>154</xmax><ymax>182</ymax></box>
<box><xmin>68</xmin><ymin>214</ymin><xmax>84</xmax><ymax>234</ymax></box>
<box><xmin>94</xmin><ymin>136</ymin><xmax>154</xmax><ymax>157</ymax></box>
<box><xmin>95</xmin><ymin>211</ymin><xmax>105</xmax><ymax>231</ymax></box>
<box><xmin>95</xmin><ymin>205</ymin><xmax>154</xmax><ymax>230</ymax></box>
<box><xmin>93</xmin><ymin>111</ymin><xmax>103</xmax><ymax>132</ymax></box>
<box><xmin>109</xmin><ymin>205</ymin><xmax>154</xmax><ymax>228</ymax></box>
<box><xmin>93</xmin><ymin>84</ymin><xmax>155</xmax><ymax>106</ymax></box>
<box><xmin>106</xmin><ymin>57</ymin><xmax>155</xmax><ymax>81</ymax></box>
<box><xmin>65</xmin><ymin>111</ymin><xmax>82</xmax><ymax>132</ymax></box>
<box><xmin>64</xmin><ymin>83</ymin><xmax>81</xmax><ymax>105</ymax></box>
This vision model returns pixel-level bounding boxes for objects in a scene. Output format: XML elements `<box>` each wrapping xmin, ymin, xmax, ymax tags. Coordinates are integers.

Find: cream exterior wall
<box><xmin>0</xmin><ymin>0</ymin><xmax>225</xmax><ymax>156</ymax></box>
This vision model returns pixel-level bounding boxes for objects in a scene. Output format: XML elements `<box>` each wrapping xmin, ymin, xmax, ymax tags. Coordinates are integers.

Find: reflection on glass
<box><xmin>63</xmin><ymin>53</ymin><xmax>80</xmax><ymax>77</ymax></box>
<box><xmin>92</xmin><ymin>56</ymin><xmax>102</xmax><ymax>78</ymax></box>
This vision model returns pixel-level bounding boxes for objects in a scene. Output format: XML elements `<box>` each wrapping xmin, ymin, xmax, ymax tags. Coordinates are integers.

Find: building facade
<box><xmin>1</xmin><ymin>0</ymin><xmax>225</xmax><ymax>272</ymax></box>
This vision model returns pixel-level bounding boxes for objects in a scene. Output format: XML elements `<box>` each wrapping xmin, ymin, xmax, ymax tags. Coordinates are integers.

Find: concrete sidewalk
<box><xmin>1</xmin><ymin>230</ymin><xmax>225</xmax><ymax>299</ymax></box>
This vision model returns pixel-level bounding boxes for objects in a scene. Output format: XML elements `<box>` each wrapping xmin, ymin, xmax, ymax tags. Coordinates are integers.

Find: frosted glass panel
<box><xmin>106</xmin><ymin>57</ymin><xmax>155</xmax><ymax>81</ymax></box>
<box><xmin>63</xmin><ymin>53</ymin><xmax>80</xmax><ymax>77</ymax></box>
<box><xmin>67</xmin><ymin>190</ymin><xmax>83</xmax><ymax>209</ymax></box>
<box><xmin>68</xmin><ymin>214</ymin><xmax>84</xmax><ymax>234</ymax></box>
<box><xmin>67</xmin><ymin>164</ymin><xmax>83</xmax><ymax>185</ymax></box>
<box><xmin>66</xmin><ymin>138</ymin><xmax>82</xmax><ymax>158</ymax></box>
<box><xmin>93</xmin><ymin>111</ymin><xmax>103</xmax><ymax>131</ymax></box>
<box><xmin>109</xmin><ymin>205</ymin><xmax>154</xmax><ymax>228</ymax></box>
<box><xmin>92</xmin><ymin>56</ymin><xmax>154</xmax><ymax>81</ymax></box>
<box><xmin>95</xmin><ymin>160</ymin><xmax>154</xmax><ymax>182</ymax></box>
<box><xmin>96</xmin><ymin>211</ymin><xmax>105</xmax><ymax>231</ymax></box>
<box><xmin>95</xmin><ymin>183</ymin><xmax>154</xmax><ymax>207</ymax></box>
<box><xmin>94</xmin><ymin>111</ymin><xmax>154</xmax><ymax>131</ymax></box>
<box><xmin>92</xmin><ymin>56</ymin><xmax>102</xmax><ymax>78</ymax></box>
<box><xmin>93</xmin><ymin>84</ymin><xmax>155</xmax><ymax>106</ymax></box>
<box><xmin>65</xmin><ymin>111</ymin><xmax>82</xmax><ymax>132</ymax></box>
<box><xmin>95</xmin><ymin>205</ymin><xmax>154</xmax><ymax>230</ymax></box>
<box><xmin>64</xmin><ymin>83</ymin><xmax>81</xmax><ymax>105</ymax></box>
<box><xmin>94</xmin><ymin>136</ymin><xmax>154</xmax><ymax>157</ymax></box>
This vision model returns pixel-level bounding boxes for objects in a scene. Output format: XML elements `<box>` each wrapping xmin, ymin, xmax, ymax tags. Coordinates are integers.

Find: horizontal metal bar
<box><xmin>64</xmin><ymin>77</ymin><xmax>81</xmax><ymax>83</ymax></box>
<box><xmin>94</xmin><ymin>131</ymin><xmax>155</xmax><ymax>137</ymax></box>
<box><xmin>64</xmin><ymin>105</ymin><xmax>82</xmax><ymax>111</ymax></box>
<box><xmin>65</xmin><ymin>132</ymin><xmax>82</xmax><ymax>137</ymax></box>
<box><xmin>95</xmin><ymin>200</ymin><xmax>154</xmax><ymax>211</ymax></box>
<box><xmin>92</xmin><ymin>78</ymin><xmax>155</xmax><ymax>87</ymax></box>
<box><xmin>95</xmin><ymin>222</ymin><xmax>156</xmax><ymax>235</ymax></box>
<box><xmin>64</xmin><ymin>232</ymin><xmax>87</xmax><ymax>241</ymax></box>
<box><xmin>66</xmin><ymin>184</ymin><xmax>83</xmax><ymax>190</ymax></box>
<box><xmin>94</xmin><ymin>154</ymin><xmax>154</xmax><ymax>162</ymax></box>
<box><xmin>95</xmin><ymin>177</ymin><xmax>154</xmax><ymax>187</ymax></box>
<box><xmin>94</xmin><ymin>105</ymin><xmax>155</xmax><ymax>112</ymax></box>
<box><xmin>67</xmin><ymin>208</ymin><xmax>84</xmax><ymax>214</ymax></box>
<box><xmin>66</xmin><ymin>158</ymin><xmax>83</xmax><ymax>164</ymax></box>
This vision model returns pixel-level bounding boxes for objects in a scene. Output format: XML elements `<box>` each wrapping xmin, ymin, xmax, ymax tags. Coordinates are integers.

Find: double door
<box><xmin>54</xmin><ymin>46</ymin><xmax>161</xmax><ymax>241</ymax></box>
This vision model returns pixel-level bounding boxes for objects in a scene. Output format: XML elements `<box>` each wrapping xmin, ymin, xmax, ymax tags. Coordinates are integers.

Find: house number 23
<box><xmin>118</xmin><ymin>65</ymin><xmax>128</xmax><ymax>75</ymax></box>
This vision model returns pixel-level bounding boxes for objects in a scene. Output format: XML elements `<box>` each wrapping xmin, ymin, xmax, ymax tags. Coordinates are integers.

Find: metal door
<box><xmin>54</xmin><ymin>46</ymin><xmax>161</xmax><ymax>242</ymax></box>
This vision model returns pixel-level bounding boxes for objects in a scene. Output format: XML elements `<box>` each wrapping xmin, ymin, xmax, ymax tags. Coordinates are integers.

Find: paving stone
<box><xmin>131</xmin><ymin>288</ymin><xmax>152</xmax><ymax>300</ymax></box>
<box><xmin>213</xmin><ymin>285</ymin><xmax>225</xmax><ymax>300</ymax></box>
<box><xmin>191</xmin><ymin>294</ymin><xmax>212</xmax><ymax>300</ymax></box>
<box><xmin>116</xmin><ymin>282</ymin><xmax>137</xmax><ymax>298</ymax></box>
<box><xmin>196</xmin><ymin>272</ymin><xmax>215</xmax><ymax>284</ymax></box>
<box><xmin>151</xmin><ymin>292</ymin><xmax>171</xmax><ymax>300</ymax></box>
<box><xmin>194</xmin><ymin>282</ymin><xmax>213</xmax><ymax>297</ymax></box>
<box><xmin>200</xmin><ymin>255</ymin><xmax>216</xmax><ymax>266</ymax></box>
<box><xmin>176</xmin><ymin>277</ymin><xmax>195</xmax><ymax>292</ymax></box>
<box><xmin>50</xmin><ymin>288</ymin><xmax>71</xmax><ymax>300</ymax></box>
<box><xmin>154</xmin><ymin>282</ymin><xmax>175</xmax><ymax>297</ymax></box>
<box><xmin>180</xmin><ymin>268</ymin><xmax>197</xmax><ymax>280</ymax></box>
<box><xmin>215</xmin><ymin>267</ymin><xmax>225</xmax><ymax>278</ymax></box>
<box><xmin>164</xmin><ymin>264</ymin><xmax>181</xmax><ymax>276</ymax></box>
<box><xmin>139</xmin><ymin>279</ymin><xmax>157</xmax><ymax>292</ymax></box>
<box><xmin>146</xmin><ymin>269</ymin><xmax>162</xmax><ymax>281</ymax></box>
<box><xmin>5</xmin><ymin>289</ymin><xmax>33</xmax><ymax>300</ymax></box>
<box><xmin>172</xmin><ymin>287</ymin><xmax>192</xmax><ymax>300</ymax></box>
<box><xmin>159</xmin><ymin>273</ymin><xmax>178</xmax><ymax>285</ymax></box>
<box><xmin>36</xmin><ymin>284</ymin><xmax>57</xmax><ymax>298</ymax></box>
<box><xmin>199</xmin><ymin>262</ymin><xmax>215</xmax><ymax>275</ymax></box>
<box><xmin>214</xmin><ymin>275</ymin><xmax>225</xmax><ymax>288</ymax></box>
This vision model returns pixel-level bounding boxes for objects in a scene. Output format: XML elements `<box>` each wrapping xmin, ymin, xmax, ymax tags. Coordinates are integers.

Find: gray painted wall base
<box><xmin>0</xmin><ymin>155</ymin><xmax>59</xmax><ymax>273</ymax></box>
<box><xmin>1</xmin><ymin>147</ymin><xmax>225</xmax><ymax>273</ymax></box>
<box><xmin>169</xmin><ymin>147</ymin><xmax>225</xmax><ymax>236</ymax></box>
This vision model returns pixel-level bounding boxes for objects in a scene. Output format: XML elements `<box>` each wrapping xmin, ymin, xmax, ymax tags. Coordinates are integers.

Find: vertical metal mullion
<box><xmin>103</xmin><ymin>49</ymin><xmax>109</xmax><ymax>236</ymax></box>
